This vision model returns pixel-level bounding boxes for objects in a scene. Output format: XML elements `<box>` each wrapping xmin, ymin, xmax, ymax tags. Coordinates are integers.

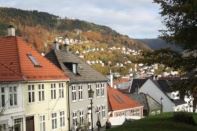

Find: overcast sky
<box><xmin>0</xmin><ymin>0</ymin><xmax>165</xmax><ymax>38</ymax></box>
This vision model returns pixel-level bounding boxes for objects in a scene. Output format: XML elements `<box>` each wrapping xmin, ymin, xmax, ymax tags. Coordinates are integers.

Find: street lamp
<box><xmin>160</xmin><ymin>97</ymin><xmax>163</xmax><ymax>113</ymax></box>
<box><xmin>88</xmin><ymin>87</ymin><xmax>94</xmax><ymax>131</ymax></box>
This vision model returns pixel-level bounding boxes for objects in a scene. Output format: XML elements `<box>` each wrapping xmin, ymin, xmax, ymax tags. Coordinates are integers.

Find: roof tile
<box><xmin>0</xmin><ymin>36</ymin><xmax>69</xmax><ymax>81</ymax></box>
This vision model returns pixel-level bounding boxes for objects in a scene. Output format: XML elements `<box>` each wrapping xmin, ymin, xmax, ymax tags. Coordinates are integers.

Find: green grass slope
<box><xmin>109</xmin><ymin>113</ymin><xmax>197</xmax><ymax>131</ymax></box>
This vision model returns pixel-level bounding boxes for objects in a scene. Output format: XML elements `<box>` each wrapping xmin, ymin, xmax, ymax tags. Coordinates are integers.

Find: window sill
<box><xmin>78</xmin><ymin>99</ymin><xmax>84</xmax><ymax>102</ymax></box>
<box><xmin>72</xmin><ymin>100</ymin><xmax>77</xmax><ymax>103</ymax></box>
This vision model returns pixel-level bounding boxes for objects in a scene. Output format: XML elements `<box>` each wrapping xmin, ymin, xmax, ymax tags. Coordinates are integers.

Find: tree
<box><xmin>141</xmin><ymin>0</ymin><xmax>197</xmax><ymax>112</ymax></box>
<box><xmin>154</xmin><ymin>0</ymin><xmax>197</xmax><ymax>49</ymax></box>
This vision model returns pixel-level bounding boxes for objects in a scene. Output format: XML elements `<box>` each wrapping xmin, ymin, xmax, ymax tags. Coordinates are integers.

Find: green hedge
<box><xmin>173</xmin><ymin>112</ymin><xmax>196</xmax><ymax>126</ymax></box>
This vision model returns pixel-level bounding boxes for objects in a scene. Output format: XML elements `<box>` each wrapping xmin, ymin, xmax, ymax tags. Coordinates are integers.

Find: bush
<box><xmin>173</xmin><ymin>112</ymin><xmax>196</xmax><ymax>126</ymax></box>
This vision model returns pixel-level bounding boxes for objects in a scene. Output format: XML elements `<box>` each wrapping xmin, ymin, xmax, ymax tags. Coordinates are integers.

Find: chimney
<box><xmin>110</xmin><ymin>70</ymin><xmax>114</xmax><ymax>88</ymax></box>
<box><xmin>8</xmin><ymin>25</ymin><xmax>15</xmax><ymax>36</ymax></box>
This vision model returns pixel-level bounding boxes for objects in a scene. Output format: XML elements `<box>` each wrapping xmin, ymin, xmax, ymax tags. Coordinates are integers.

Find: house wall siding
<box><xmin>139</xmin><ymin>79</ymin><xmax>175</xmax><ymax>112</ymax></box>
<box><xmin>0</xmin><ymin>83</ymin><xmax>25</xmax><ymax>131</ymax></box>
<box><xmin>69</xmin><ymin>82</ymin><xmax>108</xmax><ymax>130</ymax></box>
<box><xmin>23</xmin><ymin>81</ymin><xmax>69</xmax><ymax>131</ymax></box>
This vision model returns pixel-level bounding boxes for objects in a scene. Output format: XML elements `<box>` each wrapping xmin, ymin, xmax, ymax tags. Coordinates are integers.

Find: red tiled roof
<box><xmin>0</xmin><ymin>36</ymin><xmax>69</xmax><ymax>81</ymax></box>
<box><xmin>108</xmin><ymin>86</ymin><xmax>141</xmax><ymax>111</ymax></box>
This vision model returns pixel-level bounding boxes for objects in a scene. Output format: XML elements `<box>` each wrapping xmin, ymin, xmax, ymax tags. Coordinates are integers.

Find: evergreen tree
<box><xmin>142</xmin><ymin>0</ymin><xmax>197</xmax><ymax>112</ymax></box>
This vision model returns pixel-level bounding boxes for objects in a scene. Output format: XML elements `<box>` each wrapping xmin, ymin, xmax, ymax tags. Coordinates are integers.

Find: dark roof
<box><xmin>155</xmin><ymin>80</ymin><xmax>173</xmax><ymax>93</ymax></box>
<box><xmin>129</xmin><ymin>79</ymin><xmax>147</xmax><ymax>93</ymax></box>
<box><xmin>173</xmin><ymin>99</ymin><xmax>186</xmax><ymax>106</ymax></box>
<box><xmin>45</xmin><ymin>49</ymin><xmax>108</xmax><ymax>83</ymax></box>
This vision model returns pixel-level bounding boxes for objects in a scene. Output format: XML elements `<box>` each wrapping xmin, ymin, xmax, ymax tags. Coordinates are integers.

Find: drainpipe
<box><xmin>67</xmin><ymin>82</ymin><xmax>71</xmax><ymax>131</ymax></box>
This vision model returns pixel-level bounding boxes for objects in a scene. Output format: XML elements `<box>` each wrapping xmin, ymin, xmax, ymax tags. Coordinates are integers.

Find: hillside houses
<box><xmin>0</xmin><ymin>26</ymin><xmax>194</xmax><ymax>131</ymax></box>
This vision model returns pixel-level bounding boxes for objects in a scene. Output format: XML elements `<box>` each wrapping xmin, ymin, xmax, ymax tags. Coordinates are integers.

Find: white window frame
<box><xmin>59</xmin><ymin>83</ymin><xmax>64</xmax><ymax>98</ymax></box>
<box><xmin>79</xmin><ymin>110</ymin><xmax>84</xmax><ymax>125</ymax></box>
<box><xmin>28</xmin><ymin>85</ymin><xmax>35</xmax><ymax>103</ymax></box>
<box><xmin>52</xmin><ymin>113</ymin><xmax>57</xmax><ymax>129</ymax></box>
<box><xmin>88</xmin><ymin>84</ymin><xmax>91</xmax><ymax>99</ymax></box>
<box><xmin>38</xmin><ymin>84</ymin><xmax>45</xmax><ymax>101</ymax></box>
<box><xmin>9</xmin><ymin>86</ymin><xmax>17</xmax><ymax>106</ymax></box>
<box><xmin>0</xmin><ymin>87</ymin><xmax>6</xmax><ymax>108</ymax></box>
<box><xmin>51</xmin><ymin>84</ymin><xmax>56</xmax><ymax>99</ymax></box>
<box><xmin>40</xmin><ymin>115</ymin><xmax>46</xmax><ymax>131</ymax></box>
<box><xmin>60</xmin><ymin>111</ymin><xmax>65</xmax><ymax>127</ymax></box>
<box><xmin>72</xmin><ymin>112</ymin><xmax>77</xmax><ymax>127</ymax></box>
<box><xmin>102</xmin><ymin>105</ymin><xmax>106</xmax><ymax>118</ymax></box>
<box><xmin>101</xmin><ymin>83</ymin><xmax>105</xmax><ymax>96</ymax></box>
<box><xmin>96</xmin><ymin>84</ymin><xmax>100</xmax><ymax>97</ymax></box>
<box><xmin>71</xmin><ymin>86</ymin><xmax>77</xmax><ymax>101</ymax></box>
<box><xmin>96</xmin><ymin>106</ymin><xmax>101</xmax><ymax>118</ymax></box>
<box><xmin>78</xmin><ymin>85</ymin><xmax>83</xmax><ymax>100</ymax></box>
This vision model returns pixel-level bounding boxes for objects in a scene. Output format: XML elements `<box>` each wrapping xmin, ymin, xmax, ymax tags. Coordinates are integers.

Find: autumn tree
<box><xmin>142</xmin><ymin>0</ymin><xmax>197</xmax><ymax>112</ymax></box>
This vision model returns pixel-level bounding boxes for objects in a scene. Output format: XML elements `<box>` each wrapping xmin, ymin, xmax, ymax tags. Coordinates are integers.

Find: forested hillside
<box><xmin>0</xmin><ymin>7</ymin><xmax>150</xmax><ymax>52</ymax></box>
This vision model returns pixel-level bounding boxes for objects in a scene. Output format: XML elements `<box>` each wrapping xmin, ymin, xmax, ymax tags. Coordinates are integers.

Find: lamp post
<box><xmin>88</xmin><ymin>87</ymin><xmax>94</xmax><ymax>131</ymax></box>
<box><xmin>160</xmin><ymin>97</ymin><xmax>163</xmax><ymax>113</ymax></box>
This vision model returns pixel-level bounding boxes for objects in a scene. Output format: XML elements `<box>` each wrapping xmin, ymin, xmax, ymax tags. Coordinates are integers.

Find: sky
<box><xmin>0</xmin><ymin>0</ymin><xmax>165</xmax><ymax>38</ymax></box>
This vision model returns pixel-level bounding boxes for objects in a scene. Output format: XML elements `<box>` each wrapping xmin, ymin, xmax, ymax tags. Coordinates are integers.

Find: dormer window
<box><xmin>27</xmin><ymin>53</ymin><xmax>41</xmax><ymax>67</ymax></box>
<box><xmin>64</xmin><ymin>62</ymin><xmax>79</xmax><ymax>75</ymax></box>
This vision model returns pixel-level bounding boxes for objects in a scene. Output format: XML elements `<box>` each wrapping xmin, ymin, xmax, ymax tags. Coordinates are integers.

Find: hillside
<box><xmin>138</xmin><ymin>38</ymin><xmax>182</xmax><ymax>52</ymax></box>
<box><xmin>0</xmin><ymin>7</ymin><xmax>150</xmax><ymax>52</ymax></box>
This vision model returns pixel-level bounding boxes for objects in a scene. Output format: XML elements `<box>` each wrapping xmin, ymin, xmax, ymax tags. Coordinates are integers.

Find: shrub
<box><xmin>173</xmin><ymin>112</ymin><xmax>196</xmax><ymax>126</ymax></box>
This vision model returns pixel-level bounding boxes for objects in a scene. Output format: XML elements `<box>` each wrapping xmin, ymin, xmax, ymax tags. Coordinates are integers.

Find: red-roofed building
<box><xmin>0</xmin><ymin>27</ymin><xmax>69</xmax><ymax>131</ymax></box>
<box><xmin>108</xmin><ymin>86</ymin><xmax>143</xmax><ymax>119</ymax></box>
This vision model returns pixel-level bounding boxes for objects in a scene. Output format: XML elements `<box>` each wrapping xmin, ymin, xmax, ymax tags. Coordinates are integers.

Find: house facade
<box><xmin>0</xmin><ymin>32</ymin><xmax>69</xmax><ymax>131</ymax></box>
<box><xmin>46</xmin><ymin>46</ymin><xmax>108</xmax><ymax>130</ymax></box>
<box><xmin>139</xmin><ymin>79</ymin><xmax>187</xmax><ymax>112</ymax></box>
<box><xmin>0</xmin><ymin>82</ymin><xmax>24</xmax><ymax>131</ymax></box>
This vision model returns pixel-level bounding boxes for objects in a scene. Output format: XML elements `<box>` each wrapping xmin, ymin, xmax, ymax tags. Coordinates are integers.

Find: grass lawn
<box><xmin>108</xmin><ymin>113</ymin><xmax>197</xmax><ymax>131</ymax></box>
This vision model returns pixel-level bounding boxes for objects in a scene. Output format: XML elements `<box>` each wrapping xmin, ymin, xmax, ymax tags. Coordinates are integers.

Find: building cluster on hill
<box><xmin>0</xmin><ymin>26</ymin><xmax>194</xmax><ymax>131</ymax></box>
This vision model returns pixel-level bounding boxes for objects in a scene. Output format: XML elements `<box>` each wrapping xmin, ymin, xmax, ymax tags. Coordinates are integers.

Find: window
<box><xmin>96</xmin><ymin>106</ymin><xmax>101</xmax><ymax>118</ymax></box>
<box><xmin>72</xmin><ymin>112</ymin><xmax>77</xmax><ymax>127</ymax></box>
<box><xmin>38</xmin><ymin>84</ymin><xmax>45</xmax><ymax>101</ymax></box>
<box><xmin>71</xmin><ymin>86</ymin><xmax>76</xmax><ymax>101</ymax></box>
<box><xmin>88</xmin><ymin>84</ymin><xmax>91</xmax><ymax>98</ymax></box>
<box><xmin>63</xmin><ymin>62</ymin><xmax>78</xmax><ymax>75</ymax></box>
<box><xmin>96</xmin><ymin>84</ymin><xmax>100</xmax><ymax>97</ymax></box>
<box><xmin>60</xmin><ymin>111</ymin><xmax>65</xmax><ymax>127</ymax></box>
<box><xmin>0</xmin><ymin>87</ymin><xmax>5</xmax><ymax>107</ymax></box>
<box><xmin>40</xmin><ymin>115</ymin><xmax>45</xmax><ymax>131</ymax></box>
<box><xmin>9</xmin><ymin>86</ymin><xmax>17</xmax><ymax>106</ymax></box>
<box><xmin>14</xmin><ymin>118</ymin><xmax>23</xmax><ymax>131</ymax></box>
<box><xmin>101</xmin><ymin>84</ymin><xmax>105</xmax><ymax>96</ymax></box>
<box><xmin>59</xmin><ymin>83</ymin><xmax>64</xmax><ymax>98</ymax></box>
<box><xmin>79</xmin><ymin>110</ymin><xmax>84</xmax><ymax>124</ymax></box>
<box><xmin>51</xmin><ymin>84</ymin><xmax>56</xmax><ymax>99</ymax></box>
<box><xmin>27</xmin><ymin>53</ymin><xmax>41</xmax><ymax>67</ymax></box>
<box><xmin>52</xmin><ymin>113</ymin><xmax>57</xmax><ymax>129</ymax></box>
<box><xmin>28</xmin><ymin>85</ymin><xmax>35</xmax><ymax>103</ymax></box>
<box><xmin>102</xmin><ymin>106</ymin><xmax>106</xmax><ymax>117</ymax></box>
<box><xmin>78</xmin><ymin>85</ymin><xmax>83</xmax><ymax>100</ymax></box>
